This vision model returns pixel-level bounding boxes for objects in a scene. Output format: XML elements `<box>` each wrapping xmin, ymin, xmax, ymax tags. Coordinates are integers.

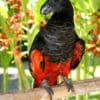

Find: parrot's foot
<box><xmin>40</xmin><ymin>79</ymin><xmax>54</xmax><ymax>100</ymax></box>
<box><xmin>64</xmin><ymin>77</ymin><xmax>74</xmax><ymax>92</ymax></box>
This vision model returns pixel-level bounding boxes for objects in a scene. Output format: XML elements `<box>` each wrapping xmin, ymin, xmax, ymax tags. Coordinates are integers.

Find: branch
<box><xmin>0</xmin><ymin>77</ymin><xmax>100</xmax><ymax>100</ymax></box>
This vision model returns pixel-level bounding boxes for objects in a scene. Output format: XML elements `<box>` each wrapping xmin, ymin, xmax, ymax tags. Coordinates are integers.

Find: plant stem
<box><xmin>14</xmin><ymin>55</ymin><xmax>31</xmax><ymax>91</ymax></box>
<box><xmin>76</xmin><ymin>64</ymin><xmax>81</xmax><ymax>100</ymax></box>
<box><xmin>2</xmin><ymin>68</ymin><xmax>8</xmax><ymax>93</ymax></box>
<box><xmin>83</xmin><ymin>53</ymin><xmax>89</xmax><ymax>100</ymax></box>
<box><xmin>17</xmin><ymin>67</ymin><xmax>23</xmax><ymax>91</ymax></box>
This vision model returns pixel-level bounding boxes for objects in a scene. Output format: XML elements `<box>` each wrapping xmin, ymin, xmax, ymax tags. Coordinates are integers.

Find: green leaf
<box><xmin>0</xmin><ymin>0</ymin><xmax>8</xmax><ymax>18</ymax></box>
<box><xmin>0</xmin><ymin>50</ymin><xmax>12</xmax><ymax>68</ymax></box>
<box><xmin>0</xmin><ymin>8</ymin><xmax>8</xmax><ymax>18</ymax></box>
<box><xmin>92</xmin><ymin>0</ymin><xmax>100</xmax><ymax>11</ymax></box>
<box><xmin>0</xmin><ymin>14</ymin><xmax>8</xmax><ymax>32</ymax></box>
<box><xmin>21</xmin><ymin>0</ymin><xmax>29</xmax><ymax>12</ymax></box>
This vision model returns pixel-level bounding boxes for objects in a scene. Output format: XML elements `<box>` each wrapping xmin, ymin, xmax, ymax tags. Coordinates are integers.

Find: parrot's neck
<box><xmin>49</xmin><ymin>5</ymin><xmax>74</xmax><ymax>25</ymax></box>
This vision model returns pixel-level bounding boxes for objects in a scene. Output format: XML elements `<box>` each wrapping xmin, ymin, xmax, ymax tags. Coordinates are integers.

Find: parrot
<box><xmin>29</xmin><ymin>0</ymin><xmax>85</xmax><ymax>99</ymax></box>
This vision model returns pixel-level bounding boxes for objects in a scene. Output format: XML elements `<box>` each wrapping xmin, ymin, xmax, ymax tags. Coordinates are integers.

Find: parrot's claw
<box><xmin>40</xmin><ymin>79</ymin><xmax>54</xmax><ymax>100</ymax></box>
<box><xmin>64</xmin><ymin>77</ymin><xmax>74</xmax><ymax>92</ymax></box>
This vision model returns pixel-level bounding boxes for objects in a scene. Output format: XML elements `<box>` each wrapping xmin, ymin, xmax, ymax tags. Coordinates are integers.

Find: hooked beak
<box><xmin>41</xmin><ymin>5</ymin><xmax>53</xmax><ymax>15</ymax></box>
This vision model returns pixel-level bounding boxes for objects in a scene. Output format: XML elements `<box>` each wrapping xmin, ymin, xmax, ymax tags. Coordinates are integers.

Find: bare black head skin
<box><xmin>41</xmin><ymin>0</ymin><xmax>74</xmax><ymax>23</ymax></box>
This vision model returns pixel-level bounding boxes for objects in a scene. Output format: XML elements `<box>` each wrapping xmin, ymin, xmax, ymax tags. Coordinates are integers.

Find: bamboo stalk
<box><xmin>0</xmin><ymin>77</ymin><xmax>100</xmax><ymax>100</ymax></box>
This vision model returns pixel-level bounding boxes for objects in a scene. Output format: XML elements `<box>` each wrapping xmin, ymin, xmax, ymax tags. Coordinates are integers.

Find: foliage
<box><xmin>0</xmin><ymin>0</ymin><xmax>99</xmax><ymax>99</ymax></box>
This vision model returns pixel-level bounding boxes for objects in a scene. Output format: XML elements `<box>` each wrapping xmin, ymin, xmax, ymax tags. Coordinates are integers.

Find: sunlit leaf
<box><xmin>0</xmin><ymin>0</ymin><xmax>8</xmax><ymax>18</ymax></box>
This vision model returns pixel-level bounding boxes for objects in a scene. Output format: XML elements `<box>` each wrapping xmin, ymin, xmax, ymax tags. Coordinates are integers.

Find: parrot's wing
<box><xmin>71</xmin><ymin>39</ymin><xmax>85</xmax><ymax>69</ymax></box>
<box><xmin>29</xmin><ymin>49</ymin><xmax>43</xmax><ymax>77</ymax></box>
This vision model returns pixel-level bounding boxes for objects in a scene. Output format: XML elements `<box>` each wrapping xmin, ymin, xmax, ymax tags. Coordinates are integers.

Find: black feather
<box><xmin>29</xmin><ymin>0</ymin><xmax>83</xmax><ymax>64</ymax></box>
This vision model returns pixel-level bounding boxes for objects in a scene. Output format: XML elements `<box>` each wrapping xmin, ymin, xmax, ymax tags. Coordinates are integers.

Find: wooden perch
<box><xmin>0</xmin><ymin>77</ymin><xmax>100</xmax><ymax>100</ymax></box>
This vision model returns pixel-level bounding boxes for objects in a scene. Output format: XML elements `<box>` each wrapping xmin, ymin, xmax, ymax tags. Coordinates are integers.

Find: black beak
<box><xmin>40</xmin><ymin>5</ymin><xmax>53</xmax><ymax>15</ymax></box>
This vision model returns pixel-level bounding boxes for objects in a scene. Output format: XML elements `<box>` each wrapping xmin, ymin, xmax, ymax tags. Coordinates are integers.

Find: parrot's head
<box><xmin>40</xmin><ymin>0</ymin><xmax>69</xmax><ymax>15</ymax></box>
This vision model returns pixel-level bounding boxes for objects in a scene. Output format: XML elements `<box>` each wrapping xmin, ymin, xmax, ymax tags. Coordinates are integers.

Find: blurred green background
<box><xmin>0</xmin><ymin>0</ymin><xmax>100</xmax><ymax>100</ymax></box>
